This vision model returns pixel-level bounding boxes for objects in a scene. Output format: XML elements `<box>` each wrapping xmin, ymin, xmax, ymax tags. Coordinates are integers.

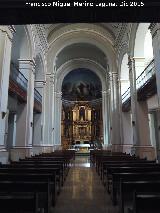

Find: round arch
<box><xmin>120</xmin><ymin>53</ymin><xmax>130</xmax><ymax>99</ymax></box>
<box><xmin>53</xmin><ymin>58</ymin><xmax>110</xmax><ymax>148</ymax></box>
<box><xmin>47</xmin><ymin>25</ymin><xmax>117</xmax><ymax>76</ymax></box>
<box><xmin>129</xmin><ymin>23</ymin><xmax>153</xmax><ymax>78</ymax></box>
<box><xmin>55</xmin><ymin>58</ymin><xmax>107</xmax><ymax>93</ymax></box>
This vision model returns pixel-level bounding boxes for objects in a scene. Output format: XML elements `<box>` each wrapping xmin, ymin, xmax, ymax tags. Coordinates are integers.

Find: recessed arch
<box><xmin>120</xmin><ymin>53</ymin><xmax>130</xmax><ymax>97</ymax></box>
<box><xmin>129</xmin><ymin>23</ymin><xmax>153</xmax><ymax>78</ymax></box>
<box><xmin>54</xmin><ymin>58</ymin><xmax>107</xmax><ymax>93</ymax></box>
<box><xmin>34</xmin><ymin>54</ymin><xmax>45</xmax><ymax>82</ymax></box>
<box><xmin>11</xmin><ymin>25</ymin><xmax>34</xmax><ymax>80</ymax></box>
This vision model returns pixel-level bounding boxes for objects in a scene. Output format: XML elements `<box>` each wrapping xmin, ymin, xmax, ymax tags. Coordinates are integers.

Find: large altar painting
<box><xmin>62</xmin><ymin>68</ymin><xmax>102</xmax><ymax>101</ymax></box>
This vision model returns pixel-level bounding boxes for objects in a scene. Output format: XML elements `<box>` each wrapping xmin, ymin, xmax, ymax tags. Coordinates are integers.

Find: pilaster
<box><xmin>32</xmin><ymin>80</ymin><xmax>46</xmax><ymax>154</ymax></box>
<box><xmin>102</xmin><ymin>90</ymin><xmax>110</xmax><ymax>149</ymax></box>
<box><xmin>110</xmin><ymin>72</ymin><xmax>121</xmax><ymax>151</ymax></box>
<box><xmin>54</xmin><ymin>91</ymin><xmax>62</xmax><ymax>149</ymax></box>
<box><xmin>44</xmin><ymin>73</ymin><xmax>55</xmax><ymax>147</ymax></box>
<box><xmin>0</xmin><ymin>26</ymin><xmax>15</xmax><ymax>163</ymax></box>
<box><xmin>128</xmin><ymin>56</ymin><xmax>156</xmax><ymax>159</ymax></box>
<box><xmin>11</xmin><ymin>59</ymin><xmax>35</xmax><ymax>161</ymax></box>
<box><xmin>149</xmin><ymin>23</ymin><xmax>160</xmax><ymax>106</ymax></box>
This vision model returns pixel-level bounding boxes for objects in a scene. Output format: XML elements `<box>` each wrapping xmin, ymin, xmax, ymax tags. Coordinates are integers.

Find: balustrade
<box><xmin>122</xmin><ymin>59</ymin><xmax>155</xmax><ymax>104</ymax></box>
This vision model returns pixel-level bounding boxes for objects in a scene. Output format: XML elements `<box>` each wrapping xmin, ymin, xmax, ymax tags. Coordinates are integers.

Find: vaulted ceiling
<box><xmin>44</xmin><ymin>23</ymin><xmax>124</xmax><ymax>44</ymax></box>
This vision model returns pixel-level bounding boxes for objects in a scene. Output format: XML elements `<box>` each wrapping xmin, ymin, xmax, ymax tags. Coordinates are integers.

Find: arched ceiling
<box><xmin>44</xmin><ymin>23</ymin><xmax>123</xmax><ymax>44</ymax></box>
<box><xmin>56</xmin><ymin>43</ymin><xmax>106</xmax><ymax>69</ymax></box>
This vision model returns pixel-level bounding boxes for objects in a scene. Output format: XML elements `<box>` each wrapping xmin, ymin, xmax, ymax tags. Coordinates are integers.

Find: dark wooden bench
<box><xmin>111</xmin><ymin>172</ymin><xmax>160</xmax><ymax>205</ymax></box>
<box><xmin>106</xmin><ymin>166</ymin><xmax>160</xmax><ymax>193</ymax></box>
<box><xmin>102</xmin><ymin>161</ymin><xmax>157</xmax><ymax>183</ymax></box>
<box><xmin>18</xmin><ymin>158</ymin><xmax>69</xmax><ymax>177</ymax></box>
<box><xmin>120</xmin><ymin>180</ymin><xmax>160</xmax><ymax>213</ymax></box>
<box><xmin>0</xmin><ymin>172</ymin><xmax>57</xmax><ymax>206</ymax></box>
<box><xmin>0</xmin><ymin>193</ymin><xmax>39</xmax><ymax>213</ymax></box>
<box><xmin>6</xmin><ymin>162</ymin><xmax>64</xmax><ymax>187</ymax></box>
<box><xmin>0</xmin><ymin>180</ymin><xmax>51</xmax><ymax>213</ymax></box>
<box><xmin>0</xmin><ymin>167</ymin><xmax>58</xmax><ymax>204</ymax></box>
<box><xmin>128</xmin><ymin>191</ymin><xmax>160</xmax><ymax>213</ymax></box>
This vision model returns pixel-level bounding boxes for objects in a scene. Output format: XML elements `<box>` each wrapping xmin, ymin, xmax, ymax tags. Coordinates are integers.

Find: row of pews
<box><xmin>0</xmin><ymin>150</ymin><xmax>75</xmax><ymax>213</ymax></box>
<box><xmin>91</xmin><ymin>150</ymin><xmax>160</xmax><ymax>213</ymax></box>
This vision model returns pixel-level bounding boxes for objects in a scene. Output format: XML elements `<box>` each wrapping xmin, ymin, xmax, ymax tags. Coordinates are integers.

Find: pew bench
<box><xmin>128</xmin><ymin>192</ymin><xmax>160</xmax><ymax>213</ymax></box>
<box><xmin>0</xmin><ymin>193</ymin><xmax>39</xmax><ymax>213</ymax></box>
<box><xmin>0</xmin><ymin>180</ymin><xmax>52</xmax><ymax>213</ymax></box>
<box><xmin>120</xmin><ymin>180</ymin><xmax>160</xmax><ymax>213</ymax></box>
<box><xmin>111</xmin><ymin>172</ymin><xmax>160</xmax><ymax>205</ymax></box>
<box><xmin>106</xmin><ymin>166</ymin><xmax>160</xmax><ymax>193</ymax></box>
<box><xmin>102</xmin><ymin>161</ymin><xmax>158</xmax><ymax>184</ymax></box>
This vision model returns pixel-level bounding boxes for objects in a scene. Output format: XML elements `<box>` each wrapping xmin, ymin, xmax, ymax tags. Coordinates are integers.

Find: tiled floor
<box><xmin>53</xmin><ymin>156</ymin><xmax>118</xmax><ymax>213</ymax></box>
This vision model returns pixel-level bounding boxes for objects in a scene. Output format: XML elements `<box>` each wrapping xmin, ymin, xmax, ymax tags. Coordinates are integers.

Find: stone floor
<box><xmin>53</xmin><ymin>156</ymin><xmax>118</xmax><ymax>213</ymax></box>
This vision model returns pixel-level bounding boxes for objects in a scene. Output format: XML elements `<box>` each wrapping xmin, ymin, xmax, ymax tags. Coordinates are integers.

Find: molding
<box><xmin>33</xmin><ymin>145</ymin><xmax>54</xmax><ymax>147</ymax></box>
<box><xmin>11</xmin><ymin>146</ymin><xmax>33</xmax><ymax>149</ymax></box>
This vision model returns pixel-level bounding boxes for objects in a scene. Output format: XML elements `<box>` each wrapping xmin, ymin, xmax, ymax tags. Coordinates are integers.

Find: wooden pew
<box><xmin>18</xmin><ymin>158</ymin><xmax>69</xmax><ymax>177</ymax></box>
<box><xmin>0</xmin><ymin>180</ymin><xmax>51</xmax><ymax>213</ymax></box>
<box><xmin>106</xmin><ymin>166</ymin><xmax>160</xmax><ymax>193</ymax></box>
<box><xmin>0</xmin><ymin>172</ymin><xmax>56</xmax><ymax>207</ymax></box>
<box><xmin>120</xmin><ymin>180</ymin><xmax>160</xmax><ymax>213</ymax></box>
<box><xmin>128</xmin><ymin>191</ymin><xmax>160</xmax><ymax>213</ymax></box>
<box><xmin>101</xmin><ymin>161</ymin><xmax>157</xmax><ymax>183</ymax></box>
<box><xmin>96</xmin><ymin>157</ymin><xmax>149</xmax><ymax>175</ymax></box>
<box><xmin>6</xmin><ymin>162</ymin><xmax>64</xmax><ymax>188</ymax></box>
<box><xmin>0</xmin><ymin>167</ymin><xmax>58</xmax><ymax>204</ymax></box>
<box><xmin>111</xmin><ymin>172</ymin><xmax>160</xmax><ymax>205</ymax></box>
<box><xmin>0</xmin><ymin>193</ymin><xmax>39</xmax><ymax>213</ymax></box>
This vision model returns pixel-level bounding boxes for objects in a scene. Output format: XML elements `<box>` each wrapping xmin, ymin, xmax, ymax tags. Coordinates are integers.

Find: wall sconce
<box><xmin>2</xmin><ymin>112</ymin><xmax>6</xmax><ymax>119</ymax></box>
<box><xmin>132</xmin><ymin>121</ymin><xmax>135</xmax><ymax>126</ymax></box>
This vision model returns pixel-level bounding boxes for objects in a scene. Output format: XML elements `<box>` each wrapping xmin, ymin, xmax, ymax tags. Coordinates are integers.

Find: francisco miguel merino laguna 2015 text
<box><xmin>26</xmin><ymin>1</ymin><xmax>144</xmax><ymax>7</ymax></box>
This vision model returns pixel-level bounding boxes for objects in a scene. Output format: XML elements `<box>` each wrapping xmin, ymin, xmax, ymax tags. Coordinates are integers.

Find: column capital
<box><xmin>18</xmin><ymin>59</ymin><xmax>36</xmax><ymax>66</ymax></box>
<box><xmin>112</xmin><ymin>72</ymin><xmax>118</xmax><ymax>77</ymax></box>
<box><xmin>55</xmin><ymin>91</ymin><xmax>62</xmax><ymax>98</ymax></box>
<box><xmin>0</xmin><ymin>25</ymin><xmax>16</xmax><ymax>41</ymax></box>
<box><xmin>46</xmin><ymin>73</ymin><xmax>55</xmax><ymax>83</ymax></box>
<box><xmin>107</xmin><ymin>72</ymin><xmax>113</xmax><ymax>81</ymax></box>
<box><xmin>34</xmin><ymin>80</ymin><xmax>46</xmax><ymax>88</ymax></box>
<box><xmin>18</xmin><ymin>59</ymin><xmax>36</xmax><ymax>74</ymax></box>
<box><xmin>128</xmin><ymin>55</ymin><xmax>135</xmax><ymax>71</ymax></box>
<box><xmin>112</xmin><ymin>72</ymin><xmax>118</xmax><ymax>84</ymax></box>
<box><xmin>102</xmin><ymin>90</ymin><xmax>110</xmax><ymax>95</ymax></box>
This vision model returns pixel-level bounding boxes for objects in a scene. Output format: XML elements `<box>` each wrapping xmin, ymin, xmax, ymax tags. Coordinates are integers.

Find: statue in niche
<box><xmin>79</xmin><ymin>107</ymin><xmax>85</xmax><ymax>121</ymax></box>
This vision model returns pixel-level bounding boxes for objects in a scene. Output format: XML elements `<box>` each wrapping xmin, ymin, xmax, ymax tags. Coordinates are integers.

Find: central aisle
<box><xmin>53</xmin><ymin>156</ymin><xmax>118</xmax><ymax>213</ymax></box>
